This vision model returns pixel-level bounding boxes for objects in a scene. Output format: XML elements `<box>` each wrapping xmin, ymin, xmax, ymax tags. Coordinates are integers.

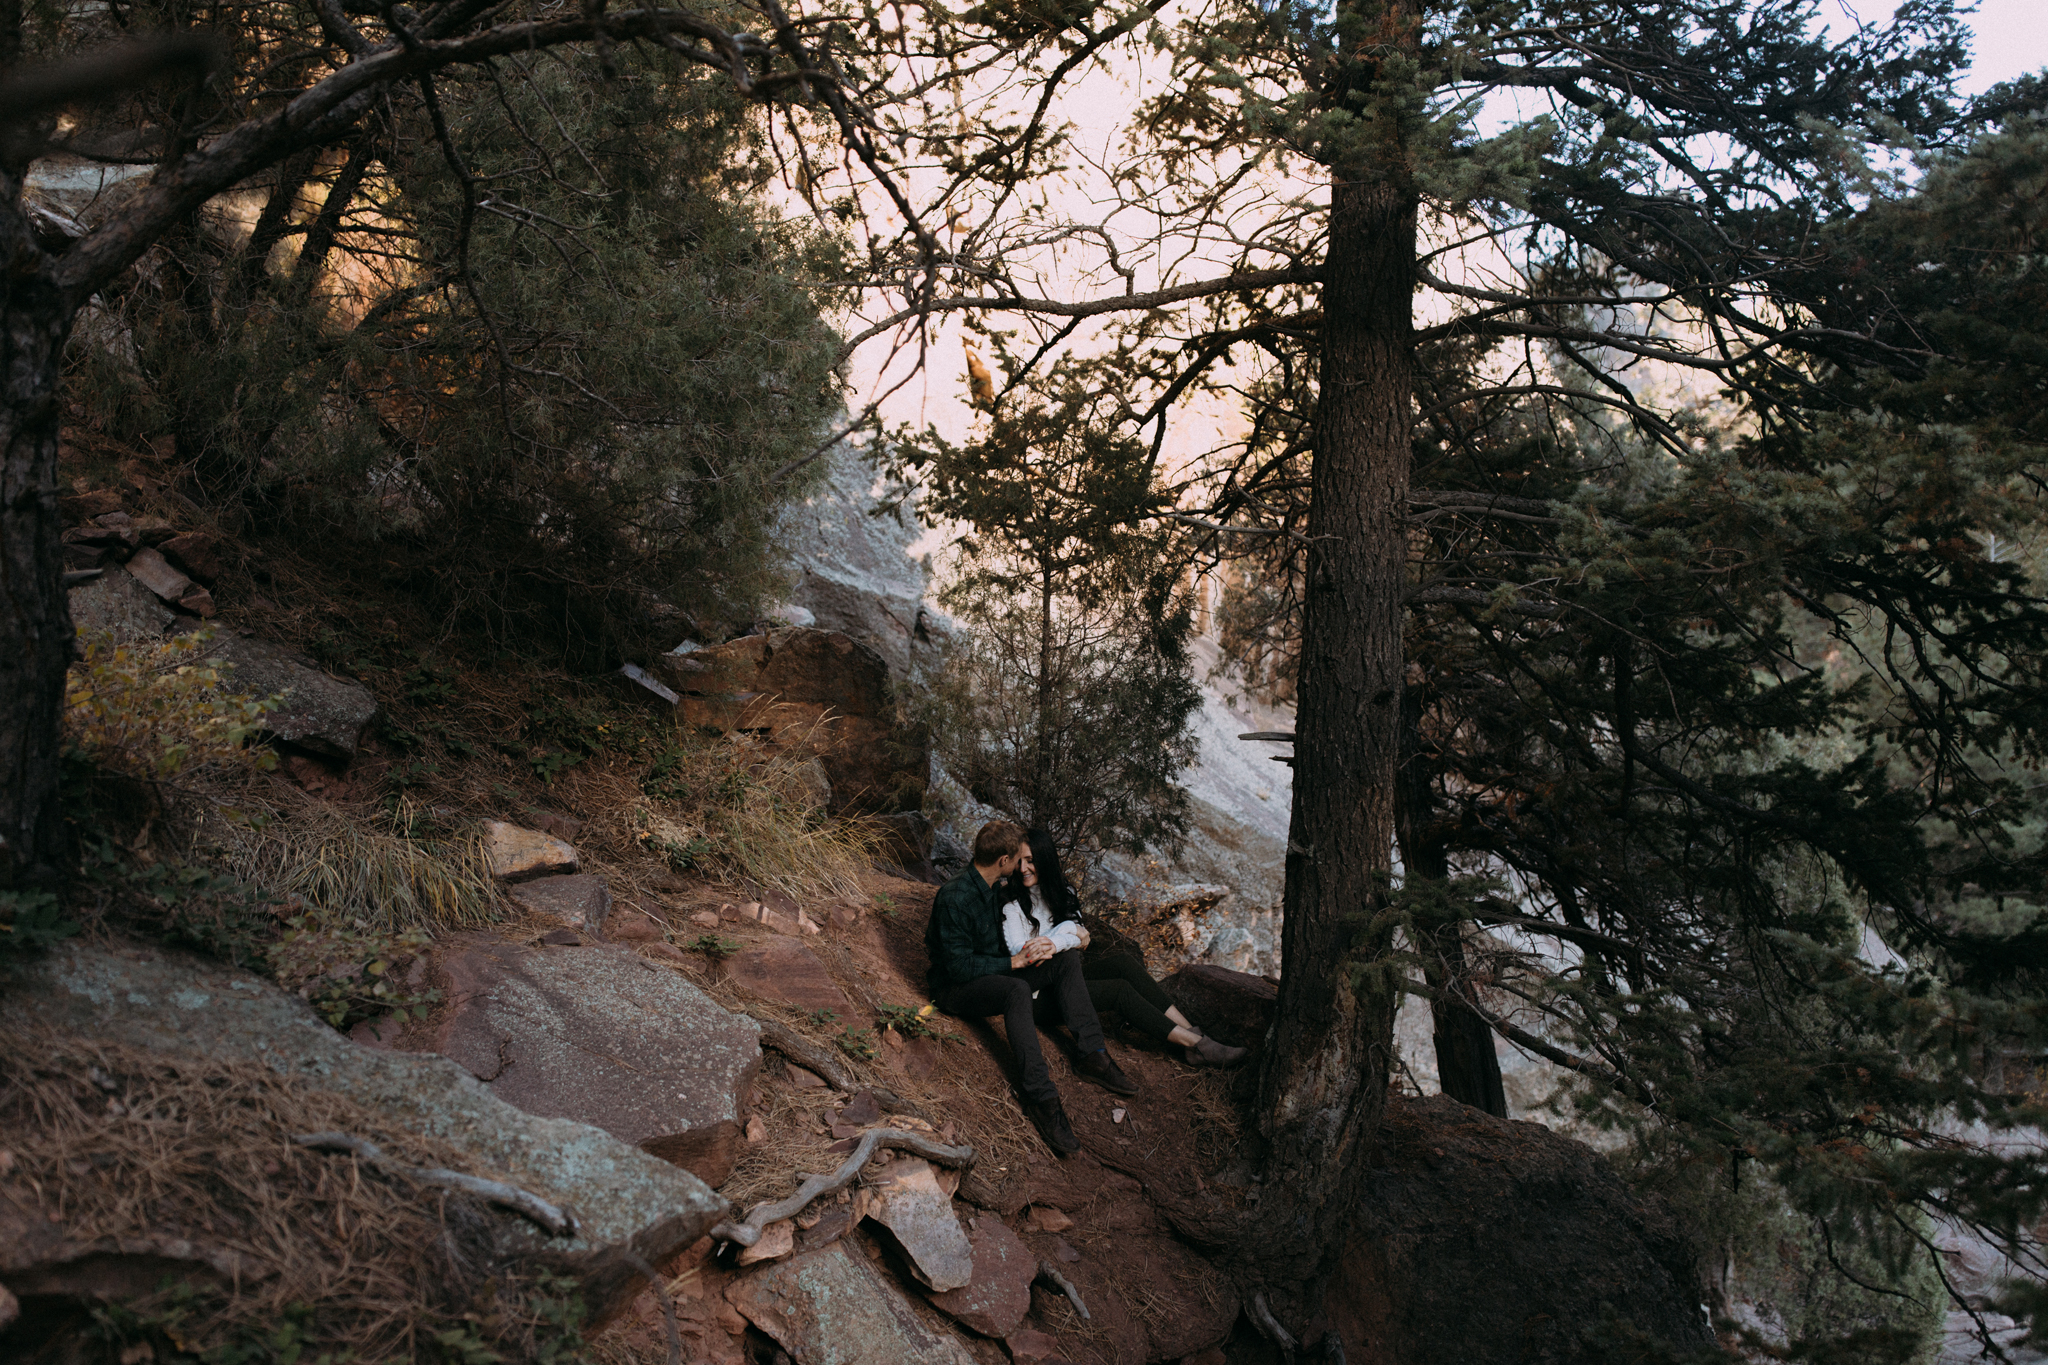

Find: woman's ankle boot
<box><xmin>1189</xmin><ymin>1036</ymin><xmax>1248</xmax><ymax>1068</ymax></box>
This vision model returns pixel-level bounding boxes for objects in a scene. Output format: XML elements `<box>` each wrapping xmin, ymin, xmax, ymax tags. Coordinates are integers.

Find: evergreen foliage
<box><xmin>802</xmin><ymin>0</ymin><xmax>2046</xmax><ymax>1337</ymax></box>
<box><xmin>901</xmin><ymin>369</ymin><xmax>1201</xmax><ymax>857</ymax></box>
<box><xmin>69</xmin><ymin>20</ymin><xmax>847</xmax><ymax>664</ymax></box>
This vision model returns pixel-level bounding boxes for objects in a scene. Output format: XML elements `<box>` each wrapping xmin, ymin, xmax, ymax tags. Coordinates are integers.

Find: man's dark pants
<box><xmin>935</xmin><ymin>949</ymin><xmax>1105</xmax><ymax>1104</ymax></box>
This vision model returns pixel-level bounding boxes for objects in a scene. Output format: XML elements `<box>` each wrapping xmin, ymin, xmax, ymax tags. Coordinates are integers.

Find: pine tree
<box><xmin>808</xmin><ymin>0</ymin><xmax>2014</xmax><ymax>1336</ymax></box>
<box><xmin>902</xmin><ymin>365</ymin><xmax>1201</xmax><ymax>857</ymax></box>
<box><xmin>0</xmin><ymin>1</ymin><xmax>890</xmax><ymax>888</ymax></box>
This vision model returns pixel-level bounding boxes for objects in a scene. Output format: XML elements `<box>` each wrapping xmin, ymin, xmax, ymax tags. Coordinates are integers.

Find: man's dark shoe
<box><xmin>1075</xmin><ymin>1048</ymin><xmax>1139</xmax><ymax>1096</ymax></box>
<box><xmin>1026</xmin><ymin>1095</ymin><xmax>1080</xmax><ymax>1156</ymax></box>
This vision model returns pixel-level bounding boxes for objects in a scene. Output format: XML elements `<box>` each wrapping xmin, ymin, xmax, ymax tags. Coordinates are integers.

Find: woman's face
<box><xmin>1018</xmin><ymin>843</ymin><xmax>1038</xmax><ymax>888</ymax></box>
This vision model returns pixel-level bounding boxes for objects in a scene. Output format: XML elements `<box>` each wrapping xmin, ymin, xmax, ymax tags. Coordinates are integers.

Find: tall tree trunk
<box><xmin>1397</xmin><ymin>687</ymin><xmax>1508</xmax><ymax>1116</ymax></box>
<box><xmin>1250</xmin><ymin>168</ymin><xmax>1415</xmax><ymax>1296</ymax></box>
<box><xmin>0</xmin><ymin>194</ymin><xmax>74</xmax><ymax>890</ymax></box>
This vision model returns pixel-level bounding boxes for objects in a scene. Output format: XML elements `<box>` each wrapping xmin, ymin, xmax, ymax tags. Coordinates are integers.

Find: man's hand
<box><xmin>1072</xmin><ymin>925</ymin><xmax>1091</xmax><ymax>949</ymax></box>
<box><xmin>1011</xmin><ymin>936</ymin><xmax>1056</xmax><ymax>969</ymax></box>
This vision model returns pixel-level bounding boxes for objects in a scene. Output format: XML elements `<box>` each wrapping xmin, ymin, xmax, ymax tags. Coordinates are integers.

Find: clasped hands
<box><xmin>1009</xmin><ymin>925</ymin><xmax>1089</xmax><ymax>971</ymax></box>
<box><xmin>1010</xmin><ymin>937</ymin><xmax>1056</xmax><ymax>969</ymax></box>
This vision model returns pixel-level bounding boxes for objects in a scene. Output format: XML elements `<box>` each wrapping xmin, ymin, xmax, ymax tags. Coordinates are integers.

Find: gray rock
<box><xmin>204</xmin><ymin>634</ymin><xmax>378</xmax><ymax>761</ymax></box>
<box><xmin>775</xmin><ymin>439</ymin><xmax>951</xmax><ymax>686</ymax></box>
<box><xmin>506</xmin><ymin>873</ymin><xmax>610</xmax><ymax>932</ymax></box>
<box><xmin>68</xmin><ymin>566</ymin><xmax>173</xmax><ymax>646</ymax></box>
<box><xmin>862</xmin><ymin>1156</ymin><xmax>974</xmax><ymax>1292</ymax></box>
<box><xmin>123</xmin><ymin>546</ymin><xmax>197</xmax><ymax>606</ymax></box>
<box><xmin>0</xmin><ymin>941</ymin><xmax>726</xmax><ymax>1321</ymax></box>
<box><xmin>418</xmin><ymin>942</ymin><xmax>761</xmax><ymax>1173</ymax></box>
<box><xmin>726</xmin><ymin>1243</ymin><xmax>978</xmax><ymax>1365</ymax></box>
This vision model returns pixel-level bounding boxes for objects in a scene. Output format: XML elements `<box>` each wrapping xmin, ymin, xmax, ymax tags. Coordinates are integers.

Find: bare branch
<box><xmin>836</xmin><ymin>267</ymin><xmax>1323</xmax><ymax>362</ymax></box>
<box><xmin>0</xmin><ymin>33</ymin><xmax>224</xmax><ymax>123</ymax></box>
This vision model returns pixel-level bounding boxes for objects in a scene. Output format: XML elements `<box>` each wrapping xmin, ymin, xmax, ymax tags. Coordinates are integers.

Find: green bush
<box><xmin>64</xmin><ymin>628</ymin><xmax>280</xmax><ymax>782</ymax></box>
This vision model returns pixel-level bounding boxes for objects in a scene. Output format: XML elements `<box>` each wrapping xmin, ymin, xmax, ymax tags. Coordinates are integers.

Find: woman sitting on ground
<box><xmin>1004</xmin><ymin>828</ymin><xmax>1248</xmax><ymax>1068</ymax></box>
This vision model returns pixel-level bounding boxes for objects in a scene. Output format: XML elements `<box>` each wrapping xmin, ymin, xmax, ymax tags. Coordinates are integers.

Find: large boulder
<box><xmin>404</xmin><ymin>941</ymin><xmax>761</xmax><ymax>1183</ymax></box>
<box><xmin>0</xmin><ymin>941</ymin><xmax>726</xmax><ymax>1322</ymax></box>
<box><xmin>203</xmin><ymin>634</ymin><xmax>378</xmax><ymax>762</ymax></box>
<box><xmin>774</xmin><ymin>438</ymin><xmax>951</xmax><ymax>685</ymax></box>
<box><xmin>659</xmin><ymin>627</ymin><xmax>927</xmax><ymax>818</ymax></box>
<box><xmin>1323</xmin><ymin>1094</ymin><xmax>1712</xmax><ymax>1364</ymax></box>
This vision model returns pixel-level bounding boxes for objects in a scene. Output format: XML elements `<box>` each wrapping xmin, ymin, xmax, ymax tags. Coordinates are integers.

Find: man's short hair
<box><xmin>971</xmin><ymin>820</ymin><xmax>1026</xmax><ymax>867</ymax></box>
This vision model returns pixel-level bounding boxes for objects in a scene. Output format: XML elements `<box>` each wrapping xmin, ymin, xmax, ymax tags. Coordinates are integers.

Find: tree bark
<box><xmin>0</xmin><ymin>192</ymin><xmax>73</xmax><ymax>890</ymax></box>
<box><xmin>1396</xmin><ymin>686</ymin><xmax>1509</xmax><ymax>1117</ymax></box>
<box><xmin>1249</xmin><ymin>167</ymin><xmax>1416</xmax><ymax>1294</ymax></box>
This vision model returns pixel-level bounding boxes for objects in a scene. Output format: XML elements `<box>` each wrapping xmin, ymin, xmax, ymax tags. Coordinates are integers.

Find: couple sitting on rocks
<box><xmin>924</xmin><ymin>819</ymin><xmax>1247</xmax><ymax>1155</ymax></box>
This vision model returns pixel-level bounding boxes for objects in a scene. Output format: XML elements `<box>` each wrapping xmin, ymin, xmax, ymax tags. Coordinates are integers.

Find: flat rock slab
<box><xmin>929</xmin><ymin>1216</ymin><xmax>1034</xmax><ymax>1337</ymax></box>
<box><xmin>203</xmin><ymin>635</ymin><xmax>378</xmax><ymax>761</ymax></box>
<box><xmin>727</xmin><ymin>1243</ymin><xmax>978</xmax><ymax>1365</ymax></box>
<box><xmin>69</xmin><ymin>568</ymin><xmax>173</xmax><ymax>645</ymax></box>
<box><xmin>506</xmin><ymin>873</ymin><xmax>609</xmax><ymax>931</ymax></box>
<box><xmin>0</xmin><ymin>941</ymin><xmax>725</xmax><ymax>1323</ymax></box>
<box><xmin>423</xmin><ymin>942</ymin><xmax>760</xmax><ymax>1165</ymax></box>
<box><xmin>863</xmin><ymin>1157</ymin><xmax>973</xmax><ymax>1292</ymax></box>
<box><xmin>482</xmin><ymin>820</ymin><xmax>579</xmax><ymax>882</ymax></box>
<box><xmin>725</xmin><ymin>937</ymin><xmax>848</xmax><ymax>1015</ymax></box>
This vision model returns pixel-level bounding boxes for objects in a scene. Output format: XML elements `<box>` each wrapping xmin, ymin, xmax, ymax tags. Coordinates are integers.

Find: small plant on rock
<box><xmin>0</xmin><ymin>890</ymin><xmax>79</xmax><ymax>958</ymax></box>
<box><xmin>835</xmin><ymin>1027</ymin><xmax>878</xmax><ymax>1062</ymax></box>
<box><xmin>877</xmin><ymin>1002</ymin><xmax>959</xmax><ymax>1043</ymax></box>
<box><xmin>690</xmin><ymin>933</ymin><xmax>741</xmax><ymax>960</ymax></box>
<box><xmin>268</xmin><ymin>907</ymin><xmax>441</xmax><ymax>1029</ymax></box>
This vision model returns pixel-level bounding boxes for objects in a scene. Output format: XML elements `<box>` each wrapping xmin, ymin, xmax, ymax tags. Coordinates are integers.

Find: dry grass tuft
<box><xmin>564</xmin><ymin>730</ymin><xmax>892</xmax><ymax>906</ymax></box>
<box><xmin>0</xmin><ymin>1025</ymin><xmax>584</xmax><ymax>1362</ymax></box>
<box><xmin>215</xmin><ymin>798</ymin><xmax>503</xmax><ymax>933</ymax></box>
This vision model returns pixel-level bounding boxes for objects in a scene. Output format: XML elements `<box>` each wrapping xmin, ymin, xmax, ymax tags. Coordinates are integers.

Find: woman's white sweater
<box><xmin>1000</xmin><ymin>885</ymin><xmax>1084</xmax><ymax>955</ymax></box>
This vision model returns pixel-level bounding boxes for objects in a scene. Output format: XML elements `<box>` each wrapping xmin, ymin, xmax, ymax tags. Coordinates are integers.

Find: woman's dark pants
<box><xmin>935</xmin><ymin>949</ymin><xmax>1105</xmax><ymax>1104</ymax></box>
<box><xmin>1083</xmin><ymin>953</ymin><xmax>1178</xmax><ymax>1042</ymax></box>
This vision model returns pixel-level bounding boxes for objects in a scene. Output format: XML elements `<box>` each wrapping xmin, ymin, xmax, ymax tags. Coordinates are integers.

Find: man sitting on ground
<box><xmin>925</xmin><ymin>819</ymin><xmax>1137</xmax><ymax>1155</ymax></box>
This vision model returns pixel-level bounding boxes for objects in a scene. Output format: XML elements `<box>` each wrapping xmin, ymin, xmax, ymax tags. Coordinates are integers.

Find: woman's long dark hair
<box><xmin>1024</xmin><ymin>827</ymin><xmax>1076</xmax><ymax>915</ymax></box>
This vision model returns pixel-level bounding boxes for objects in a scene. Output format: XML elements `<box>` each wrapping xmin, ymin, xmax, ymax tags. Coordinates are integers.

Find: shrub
<box><xmin>64</xmin><ymin>628</ymin><xmax>281</xmax><ymax>782</ymax></box>
<box><xmin>267</xmin><ymin>906</ymin><xmax>441</xmax><ymax>1030</ymax></box>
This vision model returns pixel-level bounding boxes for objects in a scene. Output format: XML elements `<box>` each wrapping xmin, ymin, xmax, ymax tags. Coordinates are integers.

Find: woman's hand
<box><xmin>1072</xmin><ymin>925</ymin><xmax>1091</xmax><ymax>949</ymax></box>
<box><xmin>1011</xmin><ymin>936</ymin><xmax>1056</xmax><ymax>969</ymax></box>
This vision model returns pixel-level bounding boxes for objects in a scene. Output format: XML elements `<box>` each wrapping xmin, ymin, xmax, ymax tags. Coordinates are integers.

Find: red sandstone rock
<box><xmin>929</xmin><ymin>1216</ymin><xmax>1035</xmax><ymax>1337</ymax></box>
<box><xmin>724</xmin><ymin>936</ymin><xmax>849</xmax><ymax>1015</ymax></box>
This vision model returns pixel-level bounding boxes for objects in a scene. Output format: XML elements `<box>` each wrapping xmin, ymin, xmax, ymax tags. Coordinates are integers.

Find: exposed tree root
<box><xmin>292</xmin><ymin>1131</ymin><xmax>579</xmax><ymax>1239</ymax></box>
<box><xmin>751</xmin><ymin>1016</ymin><xmax>935</xmax><ymax>1122</ymax></box>
<box><xmin>708</xmin><ymin>1127</ymin><xmax>975</xmax><ymax>1248</ymax></box>
<box><xmin>1252</xmin><ymin>1290</ymin><xmax>1299</xmax><ymax>1364</ymax></box>
<box><xmin>1036</xmin><ymin>1260</ymin><xmax>1090</xmax><ymax>1321</ymax></box>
